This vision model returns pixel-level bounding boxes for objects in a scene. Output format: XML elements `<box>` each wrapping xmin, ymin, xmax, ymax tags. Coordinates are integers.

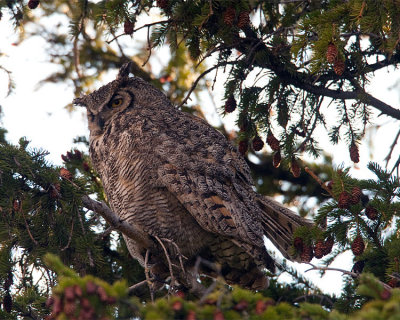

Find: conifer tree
<box><xmin>1</xmin><ymin>0</ymin><xmax>400</xmax><ymax>318</ymax></box>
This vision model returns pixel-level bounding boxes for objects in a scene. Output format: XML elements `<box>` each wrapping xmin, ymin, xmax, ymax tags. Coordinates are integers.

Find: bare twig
<box><xmin>81</xmin><ymin>195</ymin><xmax>151</xmax><ymax>248</ymax></box>
<box><xmin>305</xmin><ymin>167</ymin><xmax>334</xmax><ymax>197</ymax></box>
<box><xmin>61</xmin><ymin>219</ymin><xmax>74</xmax><ymax>251</ymax></box>
<box><xmin>305</xmin><ymin>263</ymin><xmax>392</xmax><ymax>290</ymax></box>
<box><xmin>144</xmin><ymin>249</ymin><xmax>154</xmax><ymax>302</ymax></box>
<box><xmin>154</xmin><ymin>236</ymin><xmax>175</xmax><ymax>294</ymax></box>
<box><xmin>128</xmin><ymin>279</ymin><xmax>149</xmax><ymax>293</ymax></box>
<box><xmin>22</xmin><ymin>211</ymin><xmax>38</xmax><ymax>246</ymax></box>
<box><xmin>178</xmin><ymin>61</ymin><xmax>236</xmax><ymax>108</ymax></box>
<box><xmin>385</xmin><ymin>128</ymin><xmax>400</xmax><ymax>168</ymax></box>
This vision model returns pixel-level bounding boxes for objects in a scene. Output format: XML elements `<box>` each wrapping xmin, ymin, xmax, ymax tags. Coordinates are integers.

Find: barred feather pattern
<box><xmin>74</xmin><ymin>63</ymin><xmax>312</xmax><ymax>290</ymax></box>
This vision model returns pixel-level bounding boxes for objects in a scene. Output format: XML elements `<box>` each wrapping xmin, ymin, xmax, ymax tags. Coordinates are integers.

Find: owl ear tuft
<box><xmin>117</xmin><ymin>62</ymin><xmax>133</xmax><ymax>80</ymax></box>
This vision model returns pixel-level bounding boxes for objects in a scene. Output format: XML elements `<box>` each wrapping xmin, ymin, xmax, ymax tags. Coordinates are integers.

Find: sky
<box><xmin>1</xmin><ymin>10</ymin><xmax>400</xmax><ymax>297</ymax></box>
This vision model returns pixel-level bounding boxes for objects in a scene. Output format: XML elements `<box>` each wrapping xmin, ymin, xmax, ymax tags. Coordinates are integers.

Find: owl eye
<box><xmin>111</xmin><ymin>98</ymin><xmax>123</xmax><ymax>108</ymax></box>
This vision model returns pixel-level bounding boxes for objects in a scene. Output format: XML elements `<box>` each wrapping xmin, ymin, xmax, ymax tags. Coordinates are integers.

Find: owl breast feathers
<box><xmin>73</xmin><ymin>63</ymin><xmax>312</xmax><ymax>291</ymax></box>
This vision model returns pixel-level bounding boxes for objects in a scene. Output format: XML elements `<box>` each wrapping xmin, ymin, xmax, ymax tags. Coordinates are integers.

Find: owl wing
<box><xmin>155</xmin><ymin>112</ymin><xmax>266</xmax><ymax>247</ymax></box>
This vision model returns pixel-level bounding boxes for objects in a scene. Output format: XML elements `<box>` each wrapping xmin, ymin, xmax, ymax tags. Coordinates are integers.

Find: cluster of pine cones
<box><xmin>294</xmin><ymin>237</ymin><xmax>334</xmax><ymax>262</ymax></box>
<box><xmin>46</xmin><ymin>282</ymin><xmax>116</xmax><ymax>319</ymax></box>
<box><xmin>326</xmin><ymin>42</ymin><xmax>345</xmax><ymax>76</ymax></box>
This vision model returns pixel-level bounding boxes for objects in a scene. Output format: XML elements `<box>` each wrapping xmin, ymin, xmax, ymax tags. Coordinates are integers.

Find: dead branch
<box><xmin>81</xmin><ymin>195</ymin><xmax>152</xmax><ymax>248</ymax></box>
<box><xmin>305</xmin><ymin>167</ymin><xmax>334</xmax><ymax>198</ymax></box>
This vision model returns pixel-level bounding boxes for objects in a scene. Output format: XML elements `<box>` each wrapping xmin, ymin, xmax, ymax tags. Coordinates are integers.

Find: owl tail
<box><xmin>256</xmin><ymin>195</ymin><xmax>313</xmax><ymax>261</ymax></box>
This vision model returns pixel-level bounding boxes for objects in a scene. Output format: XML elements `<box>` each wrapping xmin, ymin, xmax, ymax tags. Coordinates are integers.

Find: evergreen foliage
<box><xmin>1</xmin><ymin>0</ymin><xmax>400</xmax><ymax>318</ymax></box>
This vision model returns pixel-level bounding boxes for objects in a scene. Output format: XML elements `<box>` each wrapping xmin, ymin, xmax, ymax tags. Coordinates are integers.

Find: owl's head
<box><xmin>73</xmin><ymin>62</ymin><xmax>172</xmax><ymax>138</ymax></box>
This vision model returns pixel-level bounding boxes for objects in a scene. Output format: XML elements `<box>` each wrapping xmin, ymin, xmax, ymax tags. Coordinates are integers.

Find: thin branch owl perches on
<box><xmin>74</xmin><ymin>62</ymin><xmax>312</xmax><ymax>294</ymax></box>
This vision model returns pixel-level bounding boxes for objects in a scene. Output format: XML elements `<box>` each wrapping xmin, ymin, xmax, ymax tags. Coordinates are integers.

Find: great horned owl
<box><xmin>74</xmin><ymin>63</ymin><xmax>311</xmax><ymax>291</ymax></box>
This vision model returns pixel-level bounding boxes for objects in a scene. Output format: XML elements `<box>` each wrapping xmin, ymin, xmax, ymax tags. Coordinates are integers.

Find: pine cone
<box><xmin>333</xmin><ymin>59</ymin><xmax>345</xmax><ymax>75</ymax></box>
<box><xmin>186</xmin><ymin>310</ymin><xmax>197</xmax><ymax>320</ymax></box>
<box><xmin>380</xmin><ymin>288</ymin><xmax>391</xmax><ymax>300</ymax></box>
<box><xmin>387</xmin><ymin>278</ymin><xmax>399</xmax><ymax>288</ymax></box>
<box><xmin>252</xmin><ymin>136</ymin><xmax>264</xmax><ymax>151</ymax></box>
<box><xmin>272</xmin><ymin>151</ymin><xmax>281</xmax><ymax>168</ymax></box>
<box><xmin>326</xmin><ymin>43</ymin><xmax>338</xmax><ymax>63</ymax></box>
<box><xmin>266</xmin><ymin>132</ymin><xmax>280</xmax><ymax>151</ymax></box>
<box><xmin>223</xmin><ymin>7</ymin><xmax>236</xmax><ymax>26</ymax></box>
<box><xmin>314</xmin><ymin>240</ymin><xmax>325</xmax><ymax>259</ymax></box>
<box><xmin>214</xmin><ymin>310</ymin><xmax>225</xmax><ymax>320</ymax></box>
<box><xmin>350</xmin><ymin>186</ymin><xmax>362</xmax><ymax>204</ymax></box>
<box><xmin>64</xmin><ymin>286</ymin><xmax>75</xmax><ymax>301</ymax></box>
<box><xmin>60</xmin><ymin>168</ymin><xmax>73</xmax><ymax>180</ymax></box>
<box><xmin>300</xmin><ymin>244</ymin><xmax>314</xmax><ymax>262</ymax></box>
<box><xmin>13</xmin><ymin>199</ymin><xmax>21</xmax><ymax>212</ymax></box>
<box><xmin>365</xmin><ymin>205</ymin><xmax>378</xmax><ymax>220</ymax></box>
<box><xmin>338</xmin><ymin>191</ymin><xmax>351</xmax><ymax>209</ymax></box>
<box><xmin>290</xmin><ymin>158</ymin><xmax>301</xmax><ymax>178</ymax></box>
<box><xmin>237</xmin><ymin>11</ymin><xmax>250</xmax><ymax>29</ymax></box>
<box><xmin>349</xmin><ymin>142</ymin><xmax>360</xmax><ymax>163</ymax></box>
<box><xmin>3</xmin><ymin>292</ymin><xmax>12</xmax><ymax>313</ymax></box>
<box><xmin>28</xmin><ymin>0</ymin><xmax>40</xmax><ymax>9</ymax></box>
<box><xmin>233</xmin><ymin>300</ymin><xmax>248</xmax><ymax>311</ymax></box>
<box><xmin>224</xmin><ymin>95</ymin><xmax>237</xmax><ymax>113</ymax></box>
<box><xmin>82</xmin><ymin>162</ymin><xmax>90</xmax><ymax>172</ymax></box>
<box><xmin>293</xmin><ymin>237</ymin><xmax>303</xmax><ymax>251</ymax></box>
<box><xmin>124</xmin><ymin>20</ymin><xmax>134</xmax><ymax>35</ymax></box>
<box><xmin>323</xmin><ymin>237</ymin><xmax>334</xmax><ymax>255</ymax></box>
<box><xmin>156</xmin><ymin>0</ymin><xmax>169</xmax><ymax>10</ymax></box>
<box><xmin>49</xmin><ymin>183</ymin><xmax>61</xmax><ymax>199</ymax></box>
<box><xmin>238</xmin><ymin>140</ymin><xmax>248</xmax><ymax>155</ymax></box>
<box><xmin>351</xmin><ymin>234</ymin><xmax>365</xmax><ymax>256</ymax></box>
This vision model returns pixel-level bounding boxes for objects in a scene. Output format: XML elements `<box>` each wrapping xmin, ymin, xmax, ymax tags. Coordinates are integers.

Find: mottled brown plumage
<box><xmin>73</xmin><ymin>63</ymin><xmax>312</xmax><ymax>291</ymax></box>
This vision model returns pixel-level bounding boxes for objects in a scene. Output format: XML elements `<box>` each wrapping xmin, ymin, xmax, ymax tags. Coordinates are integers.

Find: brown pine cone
<box><xmin>49</xmin><ymin>183</ymin><xmax>61</xmax><ymax>199</ymax></box>
<box><xmin>124</xmin><ymin>20</ymin><xmax>134</xmax><ymax>35</ymax></box>
<box><xmin>238</xmin><ymin>140</ymin><xmax>248</xmax><ymax>155</ymax></box>
<box><xmin>333</xmin><ymin>59</ymin><xmax>345</xmax><ymax>75</ymax></box>
<box><xmin>338</xmin><ymin>191</ymin><xmax>351</xmax><ymax>209</ymax></box>
<box><xmin>387</xmin><ymin>278</ymin><xmax>399</xmax><ymax>288</ymax></box>
<box><xmin>64</xmin><ymin>286</ymin><xmax>75</xmax><ymax>301</ymax></box>
<box><xmin>350</xmin><ymin>186</ymin><xmax>362</xmax><ymax>204</ymax></box>
<box><xmin>365</xmin><ymin>205</ymin><xmax>378</xmax><ymax>220</ymax></box>
<box><xmin>266</xmin><ymin>132</ymin><xmax>280</xmax><ymax>151</ymax></box>
<box><xmin>349</xmin><ymin>142</ymin><xmax>360</xmax><ymax>163</ymax></box>
<box><xmin>272</xmin><ymin>151</ymin><xmax>281</xmax><ymax>168</ymax></box>
<box><xmin>13</xmin><ymin>199</ymin><xmax>21</xmax><ymax>212</ymax></box>
<box><xmin>233</xmin><ymin>300</ymin><xmax>249</xmax><ymax>311</ymax></box>
<box><xmin>252</xmin><ymin>136</ymin><xmax>264</xmax><ymax>151</ymax></box>
<box><xmin>323</xmin><ymin>237</ymin><xmax>334</xmax><ymax>255</ymax></box>
<box><xmin>314</xmin><ymin>240</ymin><xmax>325</xmax><ymax>259</ymax></box>
<box><xmin>300</xmin><ymin>244</ymin><xmax>314</xmax><ymax>262</ymax></box>
<box><xmin>224</xmin><ymin>95</ymin><xmax>237</xmax><ymax>113</ymax></box>
<box><xmin>290</xmin><ymin>158</ymin><xmax>301</xmax><ymax>178</ymax></box>
<box><xmin>380</xmin><ymin>288</ymin><xmax>391</xmax><ymax>300</ymax></box>
<box><xmin>186</xmin><ymin>310</ymin><xmax>197</xmax><ymax>320</ymax></box>
<box><xmin>237</xmin><ymin>11</ymin><xmax>250</xmax><ymax>29</ymax></box>
<box><xmin>326</xmin><ymin>42</ymin><xmax>338</xmax><ymax>63</ymax></box>
<box><xmin>223</xmin><ymin>7</ymin><xmax>236</xmax><ymax>26</ymax></box>
<box><xmin>293</xmin><ymin>237</ymin><xmax>303</xmax><ymax>251</ymax></box>
<box><xmin>351</xmin><ymin>234</ymin><xmax>365</xmax><ymax>256</ymax></box>
<box><xmin>28</xmin><ymin>0</ymin><xmax>40</xmax><ymax>9</ymax></box>
<box><xmin>60</xmin><ymin>168</ymin><xmax>73</xmax><ymax>180</ymax></box>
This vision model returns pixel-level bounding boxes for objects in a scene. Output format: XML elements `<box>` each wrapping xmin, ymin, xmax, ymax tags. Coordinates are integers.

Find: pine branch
<box><xmin>237</xmin><ymin>28</ymin><xmax>400</xmax><ymax>120</ymax></box>
<box><xmin>81</xmin><ymin>195</ymin><xmax>152</xmax><ymax>248</ymax></box>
